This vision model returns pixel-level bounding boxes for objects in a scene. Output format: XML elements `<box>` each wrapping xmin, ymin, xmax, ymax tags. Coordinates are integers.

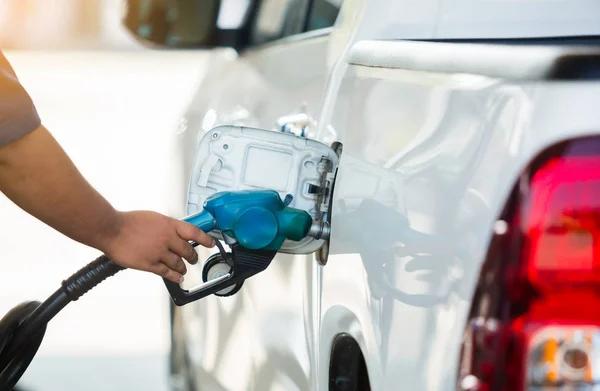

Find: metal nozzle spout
<box><xmin>308</xmin><ymin>220</ymin><xmax>330</xmax><ymax>241</ymax></box>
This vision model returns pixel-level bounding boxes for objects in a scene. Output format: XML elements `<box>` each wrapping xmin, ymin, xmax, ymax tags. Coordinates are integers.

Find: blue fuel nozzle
<box><xmin>165</xmin><ymin>190</ymin><xmax>316</xmax><ymax>306</ymax></box>
<box><xmin>183</xmin><ymin>190</ymin><xmax>313</xmax><ymax>252</ymax></box>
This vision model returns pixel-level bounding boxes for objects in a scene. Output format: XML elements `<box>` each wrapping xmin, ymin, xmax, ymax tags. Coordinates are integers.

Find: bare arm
<box><xmin>0</xmin><ymin>125</ymin><xmax>214</xmax><ymax>282</ymax></box>
<box><xmin>0</xmin><ymin>126</ymin><xmax>121</xmax><ymax>249</ymax></box>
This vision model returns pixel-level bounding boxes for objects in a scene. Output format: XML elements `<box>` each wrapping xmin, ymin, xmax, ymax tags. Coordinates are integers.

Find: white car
<box><xmin>124</xmin><ymin>1</ymin><xmax>600</xmax><ymax>390</ymax></box>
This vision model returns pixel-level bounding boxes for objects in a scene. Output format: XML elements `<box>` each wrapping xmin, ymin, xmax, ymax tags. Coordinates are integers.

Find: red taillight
<box><xmin>457</xmin><ymin>137</ymin><xmax>600</xmax><ymax>391</ymax></box>
<box><xmin>525</xmin><ymin>156</ymin><xmax>600</xmax><ymax>288</ymax></box>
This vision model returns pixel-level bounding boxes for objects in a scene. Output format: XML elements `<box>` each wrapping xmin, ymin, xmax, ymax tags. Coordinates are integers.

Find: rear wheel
<box><xmin>329</xmin><ymin>334</ymin><xmax>371</xmax><ymax>391</ymax></box>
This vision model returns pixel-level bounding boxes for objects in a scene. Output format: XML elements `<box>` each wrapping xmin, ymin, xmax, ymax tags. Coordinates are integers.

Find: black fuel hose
<box><xmin>0</xmin><ymin>255</ymin><xmax>124</xmax><ymax>390</ymax></box>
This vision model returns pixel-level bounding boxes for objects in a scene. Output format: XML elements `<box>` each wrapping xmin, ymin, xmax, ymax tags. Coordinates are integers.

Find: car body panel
<box><xmin>172</xmin><ymin>27</ymin><xmax>334</xmax><ymax>391</ymax></box>
<box><xmin>321</xmin><ymin>62</ymin><xmax>600</xmax><ymax>389</ymax></box>
<box><xmin>436</xmin><ymin>0</ymin><xmax>600</xmax><ymax>39</ymax></box>
<box><xmin>170</xmin><ymin>0</ymin><xmax>600</xmax><ymax>390</ymax></box>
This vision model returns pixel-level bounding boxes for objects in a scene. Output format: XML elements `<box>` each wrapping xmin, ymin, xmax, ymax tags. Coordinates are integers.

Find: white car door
<box><xmin>174</xmin><ymin>2</ymin><xmax>344</xmax><ymax>390</ymax></box>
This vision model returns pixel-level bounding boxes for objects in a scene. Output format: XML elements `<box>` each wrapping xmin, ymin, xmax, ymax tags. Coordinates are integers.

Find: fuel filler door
<box><xmin>187</xmin><ymin>125</ymin><xmax>340</xmax><ymax>254</ymax></box>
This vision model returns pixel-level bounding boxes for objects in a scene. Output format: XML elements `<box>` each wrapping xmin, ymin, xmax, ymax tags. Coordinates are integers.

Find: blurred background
<box><xmin>0</xmin><ymin>1</ymin><xmax>209</xmax><ymax>390</ymax></box>
<box><xmin>0</xmin><ymin>0</ymin><xmax>138</xmax><ymax>49</ymax></box>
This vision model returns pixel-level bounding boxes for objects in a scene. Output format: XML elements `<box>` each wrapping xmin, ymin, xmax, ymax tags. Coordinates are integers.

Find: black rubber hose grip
<box><xmin>62</xmin><ymin>255</ymin><xmax>125</xmax><ymax>301</ymax></box>
<box><xmin>0</xmin><ymin>255</ymin><xmax>125</xmax><ymax>390</ymax></box>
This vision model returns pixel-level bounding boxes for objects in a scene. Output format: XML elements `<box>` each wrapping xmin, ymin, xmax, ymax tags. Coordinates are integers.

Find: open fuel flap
<box><xmin>187</xmin><ymin>125</ymin><xmax>340</xmax><ymax>255</ymax></box>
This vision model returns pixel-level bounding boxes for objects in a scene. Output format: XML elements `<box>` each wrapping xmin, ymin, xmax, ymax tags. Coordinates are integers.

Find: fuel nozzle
<box><xmin>165</xmin><ymin>190</ymin><xmax>326</xmax><ymax>305</ymax></box>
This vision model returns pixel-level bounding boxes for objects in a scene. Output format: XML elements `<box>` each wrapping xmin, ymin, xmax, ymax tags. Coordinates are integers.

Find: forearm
<box><xmin>0</xmin><ymin>126</ymin><xmax>121</xmax><ymax>251</ymax></box>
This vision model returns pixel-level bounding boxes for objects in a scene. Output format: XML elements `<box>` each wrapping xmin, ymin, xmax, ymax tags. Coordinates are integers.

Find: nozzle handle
<box><xmin>182</xmin><ymin>210</ymin><xmax>216</xmax><ymax>232</ymax></box>
<box><xmin>164</xmin><ymin>244</ymin><xmax>276</xmax><ymax>306</ymax></box>
<box><xmin>163</xmin><ymin>209</ymin><xmax>219</xmax><ymax>305</ymax></box>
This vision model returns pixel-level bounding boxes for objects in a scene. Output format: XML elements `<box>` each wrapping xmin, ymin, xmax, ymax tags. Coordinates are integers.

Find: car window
<box><xmin>306</xmin><ymin>0</ymin><xmax>342</xmax><ymax>31</ymax></box>
<box><xmin>250</xmin><ymin>0</ymin><xmax>310</xmax><ymax>46</ymax></box>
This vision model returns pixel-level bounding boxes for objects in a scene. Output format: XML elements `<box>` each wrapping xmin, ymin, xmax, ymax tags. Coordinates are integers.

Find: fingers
<box><xmin>175</xmin><ymin>220</ymin><xmax>215</xmax><ymax>248</ymax></box>
<box><xmin>154</xmin><ymin>262</ymin><xmax>184</xmax><ymax>284</ymax></box>
<box><xmin>162</xmin><ymin>251</ymin><xmax>187</xmax><ymax>275</ymax></box>
<box><xmin>169</xmin><ymin>237</ymin><xmax>199</xmax><ymax>265</ymax></box>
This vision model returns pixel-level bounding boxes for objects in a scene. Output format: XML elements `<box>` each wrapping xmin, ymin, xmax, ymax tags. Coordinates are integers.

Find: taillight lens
<box><xmin>457</xmin><ymin>137</ymin><xmax>600</xmax><ymax>391</ymax></box>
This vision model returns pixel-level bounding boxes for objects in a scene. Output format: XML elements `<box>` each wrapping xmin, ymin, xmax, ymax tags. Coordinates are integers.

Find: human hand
<box><xmin>100</xmin><ymin>211</ymin><xmax>215</xmax><ymax>283</ymax></box>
